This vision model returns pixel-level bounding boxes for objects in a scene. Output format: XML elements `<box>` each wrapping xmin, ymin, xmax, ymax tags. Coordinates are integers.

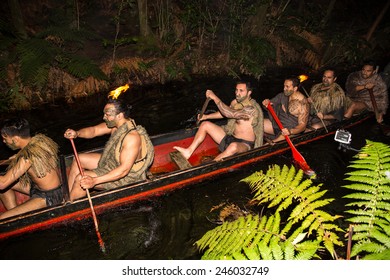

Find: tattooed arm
<box><xmin>287</xmin><ymin>98</ymin><xmax>309</xmax><ymax>135</ymax></box>
<box><xmin>206</xmin><ymin>90</ymin><xmax>254</xmax><ymax>120</ymax></box>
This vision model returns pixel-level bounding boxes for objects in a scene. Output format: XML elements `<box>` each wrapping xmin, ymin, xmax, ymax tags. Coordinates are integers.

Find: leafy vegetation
<box><xmin>196</xmin><ymin>165</ymin><xmax>343</xmax><ymax>260</ymax></box>
<box><xmin>343</xmin><ymin>140</ymin><xmax>390</xmax><ymax>259</ymax></box>
<box><xmin>0</xmin><ymin>0</ymin><xmax>388</xmax><ymax>110</ymax></box>
<box><xmin>196</xmin><ymin>141</ymin><xmax>390</xmax><ymax>260</ymax></box>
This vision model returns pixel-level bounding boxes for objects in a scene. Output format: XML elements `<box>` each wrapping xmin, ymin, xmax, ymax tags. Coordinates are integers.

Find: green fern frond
<box><xmin>362</xmin><ymin>248</ymin><xmax>390</xmax><ymax>260</ymax></box>
<box><xmin>294</xmin><ymin>240</ymin><xmax>322</xmax><ymax>260</ymax></box>
<box><xmin>16</xmin><ymin>38</ymin><xmax>58</xmax><ymax>85</ymax></box>
<box><xmin>343</xmin><ymin>140</ymin><xmax>390</xmax><ymax>259</ymax></box>
<box><xmin>60</xmin><ymin>55</ymin><xmax>107</xmax><ymax>80</ymax></box>
<box><xmin>197</xmin><ymin>164</ymin><xmax>342</xmax><ymax>259</ymax></box>
<box><xmin>351</xmin><ymin>241</ymin><xmax>386</xmax><ymax>257</ymax></box>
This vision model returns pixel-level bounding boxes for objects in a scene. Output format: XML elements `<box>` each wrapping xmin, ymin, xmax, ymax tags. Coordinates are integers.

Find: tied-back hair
<box><xmin>286</xmin><ymin>76</ymin><xmax>300</xmax><ymax>88</ymax></box>
<box><xmin>107</xmin><ymin>97</ymin><xmax>132</xmax><ymax>119</ymax></box>
<box><xmin>1</xmin><ymin>118</ymin><xmax>30</xmax><ymax>138</ymax></box>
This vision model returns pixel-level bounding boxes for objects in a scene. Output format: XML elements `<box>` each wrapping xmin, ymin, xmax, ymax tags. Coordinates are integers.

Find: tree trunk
<box><xmin>365</xmin><ymin>0</ymin><xmax>390</xmax><ymax>42</ymax></box>
<box><xmin>320</xmin><ymin>0</ymin><xmax>336</xmax><ymax>28</ymax></box>
<box><xmin>248</xmin><ymin>2</ymin><xmax>270</xmax><ymax>36</ymax></box>
<box><xmin>7</xmin><ymin>0</ymin><xmax>27</xmax><ymax>39</ymax></box>
<box><xmin>137</xmin><ymin>0</ymin><xmax>151</xmax><ymax>36</ymax></box>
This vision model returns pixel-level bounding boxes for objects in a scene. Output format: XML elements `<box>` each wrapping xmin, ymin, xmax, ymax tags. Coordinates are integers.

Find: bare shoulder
<box><xmin>294</xmin><ymin>91</ymin><xmax>307</xmax><ymax>100</ymax></box>
<box><xmin>123</xmin><ymin>130</ymin><xmax>141</xmax><ymax>145</ymax></box>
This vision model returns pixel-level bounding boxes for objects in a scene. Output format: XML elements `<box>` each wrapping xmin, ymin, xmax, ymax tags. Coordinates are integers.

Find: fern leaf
<box><xmin>242</xmin><ymin>246</ymin><xmax>260</xmax><ymax>260</ymax></box>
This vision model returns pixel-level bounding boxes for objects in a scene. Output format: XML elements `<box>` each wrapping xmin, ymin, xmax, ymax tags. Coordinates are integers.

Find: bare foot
<box><xmin>173</xmin><ymin>146</ymin><xmax>192</xmax><ymax>159</ymax></box>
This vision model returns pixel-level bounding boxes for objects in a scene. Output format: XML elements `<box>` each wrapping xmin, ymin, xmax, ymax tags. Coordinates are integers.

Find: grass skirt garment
<box><xmin>310</xmin><ymin>82</ymin><xmax>348</xmax><ymax>120</ymax></box>
<box><xmin>7</xmin><ymin>134</ymin><xmax>59</xmax><ymax>188</ymax></box>
<box><xmin>346</xmin><ymin>71</ymin><xmax>388</xmax><ymax>115</ymax></box>
<box><xmin>221</xmin><ymin>98</ymin><xmax>264</xmax><ymax>147</ymax></box>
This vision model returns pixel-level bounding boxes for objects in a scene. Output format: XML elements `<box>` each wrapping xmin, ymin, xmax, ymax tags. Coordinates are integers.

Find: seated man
<box><xmin>0</xmin><ymin>118</ymin><xmax>63</xmax><ymax>220</ymax></box>
<box><xmin>344</xmin><ymin>60</ymin><xmax>388</xmax><ymax>123</ymax></box>
<box><xmin>174</xmin><ymin>81</ymin><xmax>263</xmax><ymax>161</ymax></box>
<box><xmin>262</xmin><ymin>76</ymin><xmax>309</xmax><ymax>142</ymax></box>
<box><xmin>308</xmin><ymin>69</ymin><xmax>349</xmax><ymax>129</ymax></box>
<box><xmin>64</xmin><ymin>97</ymin><xmax>154</xmax><ymax>202</ymax></box>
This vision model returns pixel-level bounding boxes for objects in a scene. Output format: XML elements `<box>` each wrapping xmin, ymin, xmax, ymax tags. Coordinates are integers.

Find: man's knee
<box><xmin>225</xmin><ymin>142</ymin><xmax>240</xmax><ymax>154</ymax></box>
<box><xmin>199</xmin><ymin>121</ymin><xmax>213</xmax><ymax>131</ymax></box>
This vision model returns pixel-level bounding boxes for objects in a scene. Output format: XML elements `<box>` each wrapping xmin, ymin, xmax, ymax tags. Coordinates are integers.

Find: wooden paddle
<box><xmin>196</xmin><ymin>97</ymin><xmax>211</xmax><ymax>126</ymax></box>
<box><xmin>368</xmin><ymin>88</ymin><xmax>381</xmax><ymax>121</ymax></box>
<box><xmin>0</xmin><ymin>159</ymin><xmax>10</xmax><ymax>166</ymax></box>
<box><xmin>300</xmin><ymin>86</ymin><xmax>329</xmax><ymax>133</ymax></box>
<box><xmin>368</xmin><ymin>87</ymin><xmax>390</xmax><ymax>136</ymax></box>
<box><xmin>69</xmin><ymin>139</ymin><xmax>106</xmax><ymax>253</ymax></box>
<box><xmin>266</xmin><ymin>103</ymin><xmax>316</xmax><ymax>177</ymax></box>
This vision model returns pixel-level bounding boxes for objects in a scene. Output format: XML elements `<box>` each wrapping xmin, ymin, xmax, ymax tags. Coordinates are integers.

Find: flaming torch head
<box><xmin>108</xmin><ymin>84</ymin><xmax>130</xmax><ymax>99</ymax></box>
<box><xmin>298</xmin><ymin>75</ymin><xmax>309</xmax><ymax>83</ymax></box>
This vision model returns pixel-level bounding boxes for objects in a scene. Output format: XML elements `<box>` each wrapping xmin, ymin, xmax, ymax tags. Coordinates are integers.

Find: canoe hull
<box><xmin>0</xmin><ymin>113</ymin><xmax>373</xmax><ymax>239</ymax></box>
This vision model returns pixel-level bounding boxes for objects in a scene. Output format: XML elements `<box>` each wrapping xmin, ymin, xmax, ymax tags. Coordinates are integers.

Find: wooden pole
<box><xmin>69</xmin><ymin>139</ymin><xmax>106</xmax><ymax>253</ymax></box>
<box><xmin>196</xmin><ymin>98</ymin><xmax>211</xmax><ymax>126</ymax></box>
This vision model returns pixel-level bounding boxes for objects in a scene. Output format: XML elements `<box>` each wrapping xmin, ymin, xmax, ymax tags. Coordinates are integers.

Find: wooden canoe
<box><xmin>0</xmin><ymin>112</ymin><xmax>373</xmax><ymax>239</ymax></box>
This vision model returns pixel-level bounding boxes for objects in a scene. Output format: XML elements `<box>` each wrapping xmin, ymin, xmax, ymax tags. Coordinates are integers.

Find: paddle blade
<box><xmin>266</xmin><ymin>103</ymin><xmax>316</xmax><ymax>178</ymax></box>
<box><xmin>294</xmin><ymin>159</ymin><xmax>316</xmax><ymax>178</ymax></box>
<box><xmin>288</xmin><ymin>137</ymin><xmax>316</xmax><ymax>177</ymax></box>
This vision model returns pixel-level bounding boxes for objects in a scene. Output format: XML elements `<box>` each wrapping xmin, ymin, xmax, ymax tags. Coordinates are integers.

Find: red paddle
<box><xmin>266</xmin><ymin>103</ymin><xmax>316</xmax><ymax>177</ymax></box>
<box><xmin>70</xmin><ymin>139</ymin><xmax>106</xmax><ymax>253</ymax></box>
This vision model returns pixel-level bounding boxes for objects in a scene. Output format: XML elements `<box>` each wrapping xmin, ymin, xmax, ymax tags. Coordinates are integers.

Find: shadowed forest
<box><xmin>0</xmin><ymin>0</ymin><xmax>389</xmax><ymax>111</ymax></box>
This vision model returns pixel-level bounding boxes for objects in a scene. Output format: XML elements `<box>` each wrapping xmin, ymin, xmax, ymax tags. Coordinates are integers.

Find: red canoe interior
<box><xmin>0</xmin><ymin>134</ymin><xmax>220</xmax><ymax>214</ymax></box>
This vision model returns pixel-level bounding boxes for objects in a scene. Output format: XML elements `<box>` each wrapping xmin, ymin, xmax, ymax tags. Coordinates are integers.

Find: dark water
<box><xmin>1</xmin><ymin>72</ymin><xmax>389</xmax><ymax>259</ymax></box>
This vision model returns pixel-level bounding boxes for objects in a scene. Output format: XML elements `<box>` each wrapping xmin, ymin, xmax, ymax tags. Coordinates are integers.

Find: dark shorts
<box><xmin>218</xmin><ymin>135</ymin><xmax>255</xmax><ymax>152</ymax></box>
<box><xmin>30</xmin><ymin>184</ymin><xmax>64</xmax><ymax>206</ymax></box>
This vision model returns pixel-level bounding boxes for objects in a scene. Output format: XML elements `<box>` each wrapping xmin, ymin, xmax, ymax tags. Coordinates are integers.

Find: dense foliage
<box><xmin>196</xmin><ymin>141</ymin><xmax>390</xmax><ymax>260</ymax></box>
<box><xmin>0</xmin><ymin>0</ymin><xmax>388</xmax><ymax>110</ymax></box>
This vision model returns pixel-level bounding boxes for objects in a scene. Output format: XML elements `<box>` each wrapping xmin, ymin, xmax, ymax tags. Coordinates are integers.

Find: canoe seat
<box><xmin>169</xmin><ymin>151</ymin><xmax>192</xmax><ymax>170</ymax></box>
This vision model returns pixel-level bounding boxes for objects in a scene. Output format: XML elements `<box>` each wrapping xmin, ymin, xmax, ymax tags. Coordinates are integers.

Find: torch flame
<box><xmin>108</xmin><ymin>84</ymin><xmax>130</xmax><ymax>99</ymax></box>
<box><xmin>298</xmin><ymin>75</ymin><xmax>309</xmax><ymax>83</ymax></box>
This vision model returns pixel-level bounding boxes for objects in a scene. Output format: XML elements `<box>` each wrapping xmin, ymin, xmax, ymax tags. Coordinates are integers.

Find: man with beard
<box><xmin>344</xmin><ymin>60</ymin><xmax>388</xmax><ymax>123</ymax></box>
<box><xmin>0</xmin><ymin>118</ymin><xmax>63</xmax><ymax>219</ymax></box>
<box><xmin>262</xmin><ymin>76</ymin><xmax>309</xmax><ymax>142</ymax></box>
<box><xmin>307</xmin><ymin>69</ymin><xmax>350</xmax><ymax>129</ymax></box>
<box><xmin>174</xmin><ymin>81</ymin><xmax>263</xmax><ymax>161</ymax></box>
<box><xmin>64</xmin><ymin>97</ymin><xmax>154</xmax><ymax>202</ymax></box>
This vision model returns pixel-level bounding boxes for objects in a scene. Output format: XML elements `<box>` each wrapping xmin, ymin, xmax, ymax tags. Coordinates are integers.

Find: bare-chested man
<box><xmin>174</xmin><ymin>81</ymin><xmax>264</xmax><ymax>161</ymax></box>
<box><xmin>262</xmin><ymin>76</ymin><xmax>309</xmax><ymax>142</ymax></box>
<box><xmin>0</xmin><ymin>118</ymin><xmax>63</xmax><ymax>220</ymax></box>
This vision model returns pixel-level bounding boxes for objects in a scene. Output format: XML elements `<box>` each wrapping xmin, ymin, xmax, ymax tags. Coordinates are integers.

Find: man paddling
<box><xmin>64</xmin><ymin>97</ymin><xmax>154</xmax><ymax>202</ymax></box>
<box><xmin>344</xmin><ymin>60</ymin><xmax>388</xmax><ymax>123</ymax></box>
<box><xmin>174</xmin><ymin>81</ymin><xmax>264</xmax><ymax>161</ymax></box>
<box><xmin>0</xmin><ymin>118</ymin><xmax>63</xmax><ymax>220</ymax></box>
<box><xmin>262</xmin><ymin>76</ymin><xmax>309</xmax><ymax>142</ymax></box>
